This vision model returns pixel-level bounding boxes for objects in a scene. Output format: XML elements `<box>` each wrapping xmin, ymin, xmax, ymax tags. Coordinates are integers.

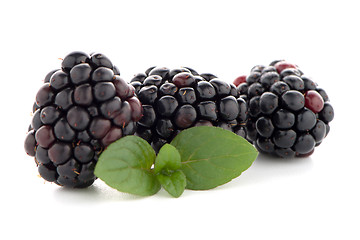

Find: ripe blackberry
<box><xmin>24</xmin><ymin>51</ymin><xmax>142</xmax><ymax>188</ymax></box>
<box><xmin>234</xmin><ymin>60</ymin><xmax>334</xmax><ymax>158</ymax></box>
<box><xmin>131</xmin><ymin>67</ymin><xmax>247</xmax><ymax>152</ymax></box>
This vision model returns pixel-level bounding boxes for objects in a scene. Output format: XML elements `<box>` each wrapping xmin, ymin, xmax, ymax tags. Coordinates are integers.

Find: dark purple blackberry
<box><xmin>24</xmin><ymin>51</ymin><xmax>142</xmax><ymax>188</ymax></box>
<box><xmin>131</xmin><ymin>67</ymin><xmax>247</xmax><ymax>152</ymax></box>
<box><xmin>233</xmin><ymin>60</ymin><xmax>334</xmax><ymax>158</ymax></box>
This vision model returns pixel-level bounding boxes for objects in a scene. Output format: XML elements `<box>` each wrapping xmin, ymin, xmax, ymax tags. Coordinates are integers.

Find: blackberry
<box><xmin>131</xmin><ymin>67</ymin><xmax>247</xmax><ymax>152</ymax></box>
<box><xmin>24</xmin><ymin>51</ymin><xmax>142</xmax><ymax>188</ymax></box>
<box><xmin>234</xmin><ymin>60</ymin><xmax>334</xmax><ymax>158</ymax></box>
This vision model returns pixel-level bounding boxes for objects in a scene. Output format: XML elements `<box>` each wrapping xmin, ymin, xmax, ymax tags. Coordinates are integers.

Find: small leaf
<box><xmin>94</xmin><ymin>136</ymin><xmax>161</xmax><ymax>196</ymax></box>
<box><xmin>171</xmin><ymin>126</ymin><xmax>258</xmax><ymax>190</ymax></box>
<box><xmin>156</xmin><ymin>170</ymin><xmax>186</xmax><ymax>198</ymax></box>
<box><xmin>154</xmin><ymin>144</ymin><xmax>181</xmax><ymax>174</ymax></box>
<box><xmin>154</xmin><ymin>144</ymin><xmax>185</xmax><ymax>197</ymax></box>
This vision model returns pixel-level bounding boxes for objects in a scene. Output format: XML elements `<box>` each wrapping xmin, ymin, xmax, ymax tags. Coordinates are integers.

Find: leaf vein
<box><xmin>183</xmin><ymin>163</ymin><xmax>213</xmax><ymax>180</ymax></box>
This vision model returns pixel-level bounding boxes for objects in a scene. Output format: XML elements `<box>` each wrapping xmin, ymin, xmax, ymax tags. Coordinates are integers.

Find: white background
<box><xmin>1</xmin><ymin>0</ymin><xmax>359</xmax><ymax>239</ymax></box>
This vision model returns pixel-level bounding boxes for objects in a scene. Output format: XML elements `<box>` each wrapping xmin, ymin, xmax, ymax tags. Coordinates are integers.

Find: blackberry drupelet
<box><xmin>234</xmin><ymin>60</ymin><xmax>334</xmax><ymax>158</ymax></box>
<box><xmin>24</xmin><ymin>51</ymin><xmax>142</xmax><ymax>188</ymax></box>
<box><xmin>130</xmin><ymin>67</ymin><xmax>247</xmax><ymax>152</ymax></box>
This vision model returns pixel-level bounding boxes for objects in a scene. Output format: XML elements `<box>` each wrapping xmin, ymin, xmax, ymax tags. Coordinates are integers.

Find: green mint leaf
<box><xmin>94</xmin><ymin>136</ymin><xmax>161</xmax><ymax>196</ymax></box>
<box><xmin>154</xmin><ymin>144</ymin><xmax>181</xmax><ymax>174</ymax></box>
<box><xmin>154</xmin><ymin>144</ymin><xmax>185</xmax><ymax>197</ymax></box>
<box><xmin>171</xmin><ymin>126</ymin><xmax>258</xmax><ymax>190</ymax></box>
<box><xmin>156</xmin><ymin>170</ymin><xmax>186</xmax><ymax>198</ymax></box>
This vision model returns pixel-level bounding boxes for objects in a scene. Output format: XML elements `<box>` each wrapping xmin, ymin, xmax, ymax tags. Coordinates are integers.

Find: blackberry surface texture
<box><xmin>24</xmin><ymin>51</ymin><xmax>142</xmax><ymax>188</ymax></box>
<box><xmin>130</xmin><ymin>67</ymin><xmax>247</xmax><ymax>152</ymax></box>
<box><xmin>234</xmin><ymin>60</ymin><xmax>334</xmax><ymax>158</ymax></box>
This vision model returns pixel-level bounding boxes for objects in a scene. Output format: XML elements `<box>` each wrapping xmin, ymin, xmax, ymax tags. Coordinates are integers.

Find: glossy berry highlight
<box><xmin>304</xmin><ymin>90</ymin><xmax>324</xmax><ymax>113</ymax></box>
